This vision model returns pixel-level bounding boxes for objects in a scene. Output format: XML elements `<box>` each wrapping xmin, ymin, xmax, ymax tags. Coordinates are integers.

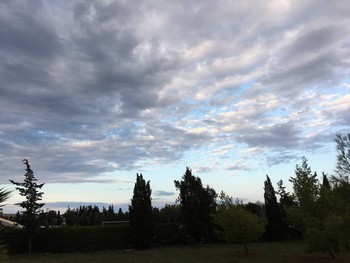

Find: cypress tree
<box><xmin>264</xmin><ymin>175</ymin><xmax>288</xmax><ymax>240</ymax></box>
<box><xmin>129</xmin><ymin>173</ymin><xmax>154</xmax><ymax>249</ymax></box>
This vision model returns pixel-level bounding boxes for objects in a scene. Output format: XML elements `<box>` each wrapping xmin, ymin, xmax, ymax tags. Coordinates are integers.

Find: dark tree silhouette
<box><xmin>129</xmin><ymin>173</ymin><xmax>154</xmax><ymax>249</ymax></box>
<box><xmin>9</xmin><ymin>159</ymin><xmax>45</xmax><ymax>254</ymax></box>
<box><xmin>264</xmin><ymin>175</ymin><xmax>288</xmax><ymax>240</ymax></box>
<box><xmin>277</xmin><ymin>180</ymin><xmax>296</xmax><ymax>207</ymax></box>
<box><xmin>174</xmin><ymin>167</ymin><xmax>217</xmax><ymax>243</ymax></box>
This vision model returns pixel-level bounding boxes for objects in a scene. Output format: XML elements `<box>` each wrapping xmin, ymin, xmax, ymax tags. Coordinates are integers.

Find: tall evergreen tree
<box><xmin>289</xmin><ymin>157</ymin><xmax>318</xmax><ymax>212</ymax></box>
<box><xmin>174</xmin><ymin>167</ymin><xmax>217</xmax><ymax>243</ymax></box>
<box><xmin>315</xmin><ymin>173</ymin><xmax>336</xmax><ymax>220</ymax></box>
<box><xmin>9</xmin><ymin>159</ymin><xmax>45</xmax><ymax>254</ymax></box>
<box><xmin>129</xmin><ymin>173</ymin><xmax>154</xmax><ymax>249</ymax></box>
<box><xmin>264</xmin><ymin>175</ymin><xmax>288</xmax><ymax>240</ymax></box>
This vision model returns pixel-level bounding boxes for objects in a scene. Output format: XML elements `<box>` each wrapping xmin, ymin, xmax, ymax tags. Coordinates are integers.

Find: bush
<box><xmin>306</xmin><ymin>215</ymin><xmax>344</xmax><ymax>258</ymax></box>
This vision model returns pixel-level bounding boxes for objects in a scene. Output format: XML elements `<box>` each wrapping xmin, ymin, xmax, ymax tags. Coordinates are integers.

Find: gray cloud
<box><xmin>153</xmin><ymin>191</ymin><xmax>175</xmax><ymax>197</ymax></box>
<box><xmin>0</xmin><ymin>0</ymin><xmax>349</xmax><ymax>185</ymax></box>
<box><xmin>235</xmin><ymin>122</ymin><xmax>303</xmax><ymax>149</ymax></box>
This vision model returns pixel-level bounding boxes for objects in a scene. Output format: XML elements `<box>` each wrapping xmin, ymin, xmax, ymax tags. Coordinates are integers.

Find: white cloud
<box><xmin>0</xmin><ymin>0</ymin><xmax>349</xmax><ymax>186</ymax></box>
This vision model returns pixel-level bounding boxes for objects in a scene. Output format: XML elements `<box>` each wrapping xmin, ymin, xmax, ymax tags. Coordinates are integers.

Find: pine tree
<box><xmin>289</xmin><ymin>157</ymin><xmax>318</xmax><ymax>212</ymax></box>
<box><xmin>174</xmin><ymin>167</ymin><xmax>217</xmax><ymax>243</ymax></box>
<box><xmin>9</xmin><ymin>159</ymin><xmax>45</xmax><ymax>254</ymax></box>
<box><xmin>264</xmin><ymin>175</ymin><xmax>288</xmax><ymax>240</ymax></box>
<box><xmin>129</xmin><ymin>173</ymin><xmax>154</xmax><ymax>249</ymax></box>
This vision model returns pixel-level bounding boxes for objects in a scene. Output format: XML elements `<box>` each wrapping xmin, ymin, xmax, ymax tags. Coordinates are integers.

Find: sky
<box><xmin>1</xmin><ymin>0</ymin><xmax>350</xmax><ymax>213</ymax></box>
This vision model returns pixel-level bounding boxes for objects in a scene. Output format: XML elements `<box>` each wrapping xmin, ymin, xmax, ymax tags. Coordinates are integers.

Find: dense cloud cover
<box><xmin>1</xmin><ymin>0</ymin><xmax>349</xmax><ymax>184</ymax></box>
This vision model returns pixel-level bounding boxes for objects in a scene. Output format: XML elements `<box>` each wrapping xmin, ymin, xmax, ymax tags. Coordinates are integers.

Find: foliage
<box><xmin>0</xmin><ymin>187</ymin><xmax>11</xmax><ymax>263</ymax></box>
<box><xmin>289</xmin><ymin>157</ymin><xmax>319</xmax><ymax>212</ymax></box>
<box><xmin>129</xmin><ymin>173</ymin><xmax>154</xmax><ymax>249</ymax></box>
<box><xmin>298</xmin><ymin>173</ymin><xmax>350</xmax><ymax>258</ymax></box>
<box><xmin>333</xmin><ymin>133</ymin><xmax>350</xmax><ymax>183</ymax></box>
<box><xmin>286</xmin><ymin>157</ymin><xmax>319</xmax><ymax>236</ymax></box>
<box><xmin>63</xmin><ymin>205</ymin><xmax>128</xmax><ymax>226</ymax></box>
<box><xmin>264</xmin><ymin>175</ymin><xmax>289</xmax><ymax>240</ymax></box>
<box><xmin>314</xmin><ymin>173</ymin><xmax>337</xmax><ymax>219</ymax></box>
<box><xmin>0</xmin><ymin>187</ymin><xmax>12</xmax><ymax>207</ymax></box>
<box><xmin>213</xmin><ymin>204</ymin><xmax>265</xmax><ymax>255</ymax></box>
<box><xmin>218</xmin><ymin>191</ymin><xmax>234</xmax><ymax>206</ymax></box>
<box><xmin>284</xmin><ymin>148</ymin><xmax>350</xmax><ymax>258</ymax></box>
<box><xmin>154</xmin><ymin>204</ymin><xmax>182</xmax><ymax>224</ymax></box>
<box><xmin>306</xmin><ymin>215</ymin><xmax>345</xmax><ymax>259</ymax></box>
<box><xmin>276</xmin><ymin>180</ymin><xmax>296</xmax><ymax>207</ymax></box>
<box><xmin>2</xmin><ymin>223</ymin><xmax>184</xmax><ymax>253</ymax></box>
<box><xmin>2</xmin><ymin>225</ymin><xmax>131</xmax><ymax>253</ymax></box>
<box><xmin>154</xmin><ymin>223</ymin><xmax>184</xmax><ymax>246</ymax></box>
<box><xmin>9</xmin><ymin>159</ymin><xmax>45</xmax><ymax>254</ymax></box>
<box><xmin>64</xmin><ymin>205</ymin><xmax>102</xmax><ymax>226</ymax></box>
<box><xmin>174</xmin><ymin>167</ymin><xmax>217</xmax><ymax>243</ymax></box>
<box><xmin>332</xmin><ymin>133</ymin><xmax>350</xmax><ymax>211</ymax></box>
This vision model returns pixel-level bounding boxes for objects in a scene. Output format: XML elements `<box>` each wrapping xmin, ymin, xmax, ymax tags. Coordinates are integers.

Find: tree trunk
<box><xmin>327</xmin><ymin>247</ymin><xmax>335</xmax><ymax>259</ymax></box>
<box><xmin>28</xmin><ymin>236</ymin><xmax>32</xmax><ymax>255</ymax></box>
<box><xmin>244</xmin><ymin>242</ymin><xmax>248</xmax><ymax>255</ymax></box>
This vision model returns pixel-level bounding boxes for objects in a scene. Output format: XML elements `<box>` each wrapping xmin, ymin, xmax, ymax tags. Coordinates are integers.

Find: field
<box><xmin>8</xmin><ymin>241</ymin><xmax>350</xmax><ymax>263</ymax></box>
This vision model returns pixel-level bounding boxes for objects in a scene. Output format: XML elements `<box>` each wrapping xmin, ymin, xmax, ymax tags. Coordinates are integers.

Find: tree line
<box><xmin>1</xmin><ymin>132</ymin><xmax>350</xmax><ymax>256</ymax></box>
<box><xmin>264</xmin><ymin>133</ymin><xmax>350</xmax><ymax>258</ymax></box>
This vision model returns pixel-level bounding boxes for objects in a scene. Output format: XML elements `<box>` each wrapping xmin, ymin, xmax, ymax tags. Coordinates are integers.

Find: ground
<box><xmin>8</xmin><ymin>241</ymin><xmax>350</xmax><ymax>263</ymax></box>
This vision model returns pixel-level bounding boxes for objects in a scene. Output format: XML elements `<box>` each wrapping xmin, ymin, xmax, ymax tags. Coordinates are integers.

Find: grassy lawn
<box><xmin>8</xmin><ymin>241</ymin><xmax>350</xmax><ymax>263</ymax></box>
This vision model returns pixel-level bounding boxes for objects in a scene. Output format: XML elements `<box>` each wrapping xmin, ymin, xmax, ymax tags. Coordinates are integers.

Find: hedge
<box><xmin>2</xmin><ymin>223</ymin><xmax>182</xmax><ymax>254</ymax></box>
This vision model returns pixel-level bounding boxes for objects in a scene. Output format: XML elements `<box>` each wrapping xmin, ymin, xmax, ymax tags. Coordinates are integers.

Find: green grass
<box><xmin>8</xmin><ymin>241</ymin><xmax>350</xmax><ymax>263</ymax></box>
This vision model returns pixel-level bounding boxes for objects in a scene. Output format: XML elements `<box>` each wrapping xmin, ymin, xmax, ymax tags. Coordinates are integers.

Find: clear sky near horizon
<box><xmin>1</xmin><ymin>0</ymin><xmax>349</xmax><ymax>213</ymax></box>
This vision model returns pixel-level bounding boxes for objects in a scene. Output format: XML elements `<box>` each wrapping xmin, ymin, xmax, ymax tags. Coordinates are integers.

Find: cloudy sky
<box><xmin>1</xmin><ymin>0</ymin><xmax>349</xmax><ymax>212</ymax></box>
